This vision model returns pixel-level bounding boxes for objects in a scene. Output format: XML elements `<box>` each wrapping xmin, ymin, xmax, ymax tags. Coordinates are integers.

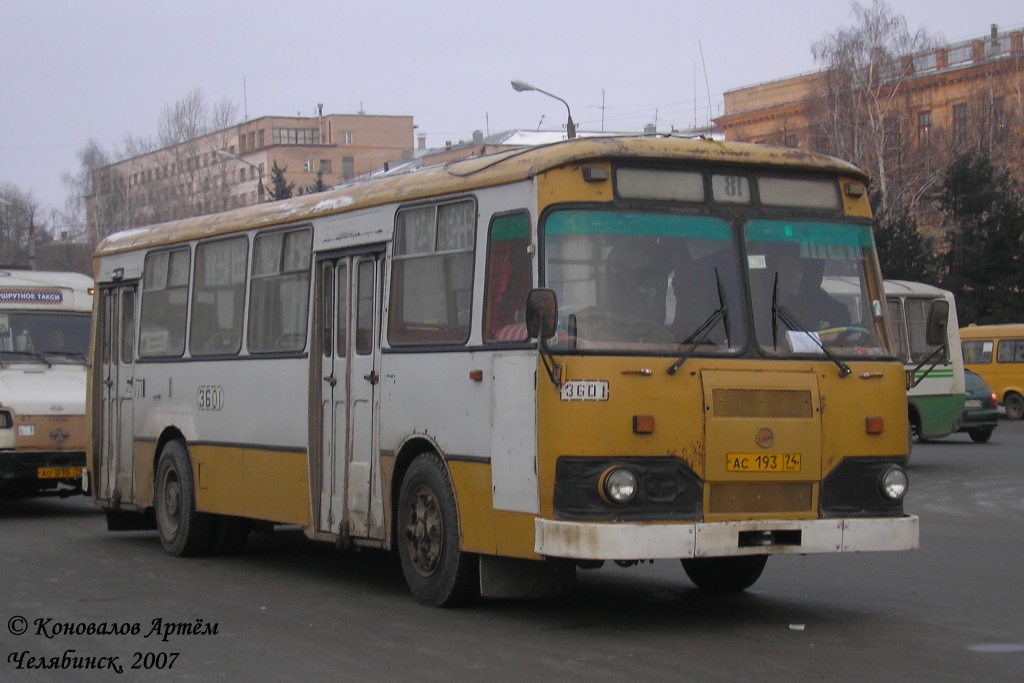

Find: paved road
<box><xmin>2</xmin><ymin>422</ymin><xmax>1022</xmax><ymax>682</ymax></box>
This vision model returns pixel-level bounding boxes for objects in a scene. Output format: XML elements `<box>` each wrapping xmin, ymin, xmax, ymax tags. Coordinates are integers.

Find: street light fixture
<box><xmin>215</xmin><ymin>149</ymin><xmax>266</xmax><ymax>203</ymax></box>
<box><xmin>511</xmin><ymin>80</ymin><xmax>577</xmax><ymax>139</ymax></box>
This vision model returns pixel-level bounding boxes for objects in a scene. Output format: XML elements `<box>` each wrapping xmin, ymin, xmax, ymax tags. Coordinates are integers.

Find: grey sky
<box><xmin>1</xmin><ymin>0</ymin><xmax>1021</xmax><ymax>216</ymax></box>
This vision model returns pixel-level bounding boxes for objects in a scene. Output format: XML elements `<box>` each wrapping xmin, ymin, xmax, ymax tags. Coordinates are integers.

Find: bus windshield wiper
<box><xmin>41</xmin><ymin>350</ymin><xmax>87</xmax><ymax>363</ymax></box>
<box><xmin>771</xmin><ymin>273</ymin><xmax>851</xmax><ymax>378</ymax></box>
<box><xmin>667</xmin><ymin>268</ymin><xmax>730</xmax><ymax>376</ymax></box>
<box><xmin>0</xmin><ymin>350</ymin><xmax>52</xmax><ymax>368</ymax></box>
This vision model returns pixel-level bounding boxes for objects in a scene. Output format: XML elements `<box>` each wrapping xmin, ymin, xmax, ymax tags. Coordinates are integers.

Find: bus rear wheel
<box><xmin>681</xmin><ymin>555</ymin><xmax>768</xmax><ymax>592</ymax></box>
<box><xmin>1004</xmin><ymin>392</ymin><xmax>1024</xmax><ymax>421</ymax></box>
<box><xmin>397</xmin><ymin>454</ymin><xmax>478</xmax><ymax>607</ymax></box>
<box><xmin>154</xmin><ymin>440</ymin><xmax>216</xmax><ymax>557</ymax></box>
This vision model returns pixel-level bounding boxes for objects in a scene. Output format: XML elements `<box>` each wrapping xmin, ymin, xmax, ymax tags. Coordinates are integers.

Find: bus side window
<box><xmin>484</xmin><ymin>212</ymin><xmax>531</xmax><ymax>342</ymax></box>
<box><xmin>997</xmin><ymin>340</ymin><xmax>1016</xmax><ymax>363</ymax></box>
<box><xmin>248</xmin><ymin>227</ymin><xmax>312</xmax><ymax>353</ymax></box>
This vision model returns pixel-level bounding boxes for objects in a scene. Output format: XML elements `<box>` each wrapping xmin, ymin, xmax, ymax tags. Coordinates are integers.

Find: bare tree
<box><xmin>0</xmin><ymin>184</ymin><xmax>46</xmax><ymax>267</ymax></box>
<box><xmin>79</xmin><ymin>88</ymin><xmax>240</xmax><ymax>243</ymax></box>
<box><xmin>810</xmin><ymin>0</ymin><xmax>938</xmax><ymax>219</ymax></box>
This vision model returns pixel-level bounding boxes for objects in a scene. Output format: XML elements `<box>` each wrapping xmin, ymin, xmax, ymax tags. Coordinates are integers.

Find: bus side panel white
<box><xmin>491</xmin><ymin>352</ymin><xmax>539</xmax><ymax>514</ymax></box>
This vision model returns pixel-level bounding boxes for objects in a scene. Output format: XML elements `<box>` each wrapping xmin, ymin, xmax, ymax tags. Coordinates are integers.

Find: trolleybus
<box><xmin>88</xmin><ymin>136</ymin><xmax>923</xmax><ymax>605</ymax></box>
<box><xmin>0</xmin><ymin>269</ymin><xmax>93</xmax><ymax>498</ymax></box>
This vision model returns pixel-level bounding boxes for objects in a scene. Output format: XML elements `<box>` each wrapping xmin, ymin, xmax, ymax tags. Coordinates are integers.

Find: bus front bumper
<box><xmin>535</xmin><ymin>515</ymin><xmax>919</xmax><ymax>560</ymax></box>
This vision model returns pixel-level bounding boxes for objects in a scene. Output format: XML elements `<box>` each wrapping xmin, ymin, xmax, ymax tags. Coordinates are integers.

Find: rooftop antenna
<box><xmin>243</xmin><ymin>76</ymin><xmax>248</xmax><ymax>121</ymax></box>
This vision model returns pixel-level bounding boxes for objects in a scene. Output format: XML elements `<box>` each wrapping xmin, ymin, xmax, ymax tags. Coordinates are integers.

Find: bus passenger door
<box><xmin>98</xmin><ymin>285</ymin><xmax>137</xmax><ymax>503</ymax></box>
<box><xmin>317</xmin><ymin>252</ymin><xmax>382</xmax><ymax>538</ymax></box>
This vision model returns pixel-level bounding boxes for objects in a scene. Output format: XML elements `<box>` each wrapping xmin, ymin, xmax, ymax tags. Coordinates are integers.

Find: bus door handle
<box><xmin>363</xmin><ymin>371</ymin><xmax>379</xmax><ymax>385</ymax></box>
<box><xmin>104</xmin><ymin>378</ymin><xmax>114</xmax><ymax>388</ymax></box>
<box><xmin>323</xmin><ymin>374</ymin><xmax>337</xmax><ymax>387</ymax></box>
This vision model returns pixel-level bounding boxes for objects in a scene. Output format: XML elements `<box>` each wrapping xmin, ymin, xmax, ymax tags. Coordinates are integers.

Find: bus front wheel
<box><xmin>1004</xmin><ymin>392</ymin><xmax>1024</xmax><ymax>421</ymax></box>
<box><xmin>681</xmin><ymin>555</ymin><xmax>768</xmax><ymax>592</ymax></box>
<box><xmin>154</xmin><ymin>440</ymin><xmax>216</xmax><ymax>557</ymax></box>
<box><xmin>397</xmin><ymin>454</ymin><xmax>478</xmax><ymax>607</ymax></box>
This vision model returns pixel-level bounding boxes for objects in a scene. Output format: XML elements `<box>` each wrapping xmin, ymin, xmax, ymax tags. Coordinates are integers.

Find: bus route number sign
<box><xmin>197</xmin><ymin>385</ymin><xmax>225</xmax><ymax>411</ymax></box>
<box><xmin>560</xmin><ymin>380</ymin><xmax>609</xmax><ymax>402</ymax></box>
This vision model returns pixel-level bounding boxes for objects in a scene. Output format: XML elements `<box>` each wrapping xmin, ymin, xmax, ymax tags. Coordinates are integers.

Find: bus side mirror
<box><xmin>526</xmin><ymin>289</ymin><xmax>558</xmax><ymax>339</ymax></box>
<box><xmin>926</xmin><ymin>299</ymin><xmax>950</xmax><ymax>347</ymax></box>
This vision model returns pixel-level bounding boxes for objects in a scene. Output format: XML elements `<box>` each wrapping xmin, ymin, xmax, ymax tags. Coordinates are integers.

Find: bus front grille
<box><xmin>712</xmin><ymin>388</ymin><xmax>814</xmax><ymax>419</ymax></box>
<box><xmin>708</xmin><ymin>482</ymin><xmax>814</xmax><ymax>514</ymax></box>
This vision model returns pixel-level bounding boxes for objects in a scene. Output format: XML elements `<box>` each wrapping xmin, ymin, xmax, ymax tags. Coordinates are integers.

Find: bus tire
<box><xmin>681</xmin><ymin>555</ymin><xmax>768</xmax><ymax>592</ymax></box>
<box><xmin>154</xmin><ymin>440</ymin><xmax>216</xmax><ymax>557</ymax></box>
<box><xmin>397</xmin><ymin>454</ymin><xmax>478</xmax><ymax>607</ymax></box>
<box><xmin>1003</xmin><ymin>392</ymin><xmax>1024</xmax><ymax>421</ymax></box>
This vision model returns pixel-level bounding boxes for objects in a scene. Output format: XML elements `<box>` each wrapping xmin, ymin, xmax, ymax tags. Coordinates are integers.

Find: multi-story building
<box><xmin>718</xmin><ymin>24</ymin><xmax>1022</xmax><ymax>150</ymax></box>
<box><xmin>87</xmin><ymin>111</ymin><xmax>414</xmax><ymax>245</ymax></box>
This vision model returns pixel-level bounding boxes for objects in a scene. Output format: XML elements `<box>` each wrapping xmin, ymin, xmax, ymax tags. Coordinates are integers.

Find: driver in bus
<box><xmin>771</xmin><ymin>244</ymin><xmax>850</xmax><ymax>333</ymax></box>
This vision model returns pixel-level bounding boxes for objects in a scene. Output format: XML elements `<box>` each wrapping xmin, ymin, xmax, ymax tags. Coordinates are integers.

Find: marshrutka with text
<box><xmin>0</xmin><ymin>270</ymin><xmax>93</xmax><ymax>499</ymax></box>
<box><xmin>88</xmin><ymin>136</ymin><xmax>919</xmax><ymax>606</ymax></box>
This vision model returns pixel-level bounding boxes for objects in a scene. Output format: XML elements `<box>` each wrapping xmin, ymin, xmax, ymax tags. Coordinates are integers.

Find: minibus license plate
<box><xmin>726</xmin><ymin>454</ymin><xmax>801</xmax><ymax>472</ymax></box>
<box><xmin>38</xmin><ymin>467</ymin><xmax>83</xmax><ymax>479</ymax></box>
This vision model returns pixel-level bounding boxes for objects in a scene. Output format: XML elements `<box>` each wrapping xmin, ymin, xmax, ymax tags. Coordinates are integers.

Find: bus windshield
<box><xmin>745</xmin><ymin>220</ymin><xmax>888</xmax><ymax>357</ymax></box>
<box><xmin>543</xmin><ymin>209</ymin><xmax>745</xmax><ymax>353</ymax></box>
<box><xmin>0</xmin><ymin>311</ymin><xmax>92</xmax><ymax>362</ymax></box>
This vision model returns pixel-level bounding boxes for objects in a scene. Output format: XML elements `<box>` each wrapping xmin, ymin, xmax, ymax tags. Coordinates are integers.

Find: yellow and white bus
<box><xmin>0</xmin><ymin>269</ymin><xmax>93</xmax><ymax>498</ymax></box>
<box><xmin>89</xmin><ymin>136</ymin><xmax>920</xmax><ymax>605</ymax></box>
<box><xmin>960</xmin><ymin>323</ymin><xmax>1024</xmax><ymax>420</ymax></box>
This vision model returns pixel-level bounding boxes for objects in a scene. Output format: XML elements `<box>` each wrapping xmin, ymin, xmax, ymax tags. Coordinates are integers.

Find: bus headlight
<box><xmin>601</xmin><ymin>467</ymin><xmax>638</xmax><ymax>504</ymax></box>
<box><xmin>879</xmin><ymin>466</ymin><xmax>909</xmax><ymax>501</ymax></box>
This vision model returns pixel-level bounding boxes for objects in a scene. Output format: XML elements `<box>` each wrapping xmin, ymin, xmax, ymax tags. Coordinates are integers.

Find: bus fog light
<box><xmin>602</xmin><ymin>467</ymin><xmax>638</xmax><ymax>504</ymax></box>
<box><xmin>879</xmin><ymin>467</ymin><xmax>909</xmax><ymax>501</ymax></box>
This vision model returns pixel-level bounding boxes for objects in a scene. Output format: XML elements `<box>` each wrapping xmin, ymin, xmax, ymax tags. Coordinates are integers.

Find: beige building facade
<box><xmin>717</xmin><ymin>25</ymin><xmax>1024</xmax><ymax>164</ymax></box>
<box><xmin>87</xmin><ymin>112</ymin><xmax>414</xmax><ymax>245</ymax></box>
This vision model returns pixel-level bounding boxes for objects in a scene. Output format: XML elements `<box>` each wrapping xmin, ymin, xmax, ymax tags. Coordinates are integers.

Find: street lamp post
<box><xmin>215</xmin><ymin>150</ymin><xmax>266</xmax><ymax>203</ymax></box>
<box><xmin>511</xmin><ymin>80</ymin><xmax>577</xmax><ymax>139</ymax></box>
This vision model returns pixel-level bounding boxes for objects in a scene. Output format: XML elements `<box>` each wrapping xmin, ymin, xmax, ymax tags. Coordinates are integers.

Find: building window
<box><xmin>913</xmin><ymin>52</ymin><xmax>937</xmax><ymax>73</ymax></box>
<box><xmin>272</xmin><ymin>128</ymin><xmax>321</xmax><ymax>145</ymax></box>
<box><xmin>258</xmin><ymin>129</ymin><xmax>265</xmax><ymax>147</ymax></box>
<box><xmin>884</xmin><ymin>116</ymin><xmax>902</xmax><ymax>153</ymax></box>
<box><xmin>320</xmin><ymin>159</ymin><xmax>332</xmax><ymax>174</ymax></box>
<box><xmin>342</xmin><ymin>156</ymin><xmax>354</xmax><ymax>180</ymax></box>
<box><xmin>918</xmin><ymin>111</ymin><xmax>932</xmax><ymax>148</ymax></box>
<box><xmin>992</xmin><ymin>98</ymin><xmax>1006</xmax><ymax>142</ymax></box>
<box><xmin>952</xmin><ymin>103</ymin><xmax>968</xmax><ymax>143</ymax></box>
<box><xmin>784</xmin><ymin>134</ymin><xmax>798</xmax><ymax>149</ymax></box>
<box><xmin>340</xmin><ymin>131</ymin><xmax>353</xmax><ymax>145</ymax></box>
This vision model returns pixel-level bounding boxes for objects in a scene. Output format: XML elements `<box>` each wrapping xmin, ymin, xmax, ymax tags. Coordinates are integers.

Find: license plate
<box><xmin>37</xmin><ymin>467</ymin><xmax>83</xmax><ymax>479</ymax></box>
<box><xmin>727</xmin><ymin>453</ymin><xmax>801</xmax><ymax>472</ymax></box>
<box><xmin>965</xmin><ymin>399</ymin><xmax>982</xmax><ymax>408</ymax></box>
